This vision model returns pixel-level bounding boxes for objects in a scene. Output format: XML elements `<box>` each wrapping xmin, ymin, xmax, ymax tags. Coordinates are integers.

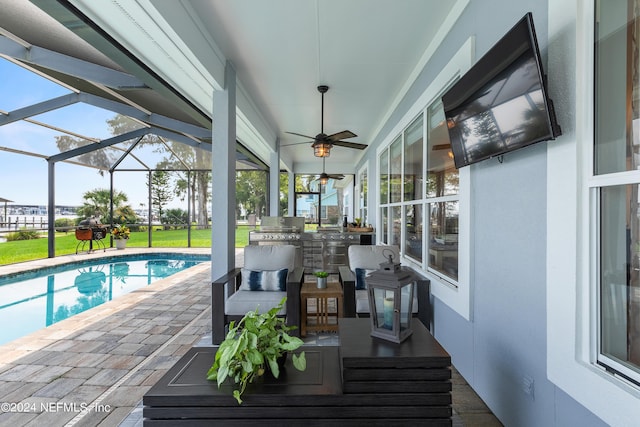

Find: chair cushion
<box><xmin>225</xmin><ymin>290</ymin><xmax>287</xmax><ymax>316</ymax></box>
<box><xmin>244</xmin><ymin>245</ymin><xmax>296</xmax><ymax>271</ymax></box>
<box><xmin>239</xmin><ymin>268</ymin><xmax>288</xmax><ymax>291</ymax></box>
<box><xmin>349</xmin><ymin>245</ymin><xmax>400</xmax><ymax>272</ymax></box>
<box><xmin>355</xmin><ymin>289</ymin><xmax>419</xmax><ymax>314</ymax></box>
<box><xmin>355</xmin><ymin>268</ymin><xmax>375</xmax><ymax>290</ymax></box>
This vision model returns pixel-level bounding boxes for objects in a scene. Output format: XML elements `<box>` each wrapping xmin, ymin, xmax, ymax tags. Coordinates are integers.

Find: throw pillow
<box><xmin>240</xmin><ymin>268</ymin><xmax>288</xmax><ymax>291</ymax></box>
<box><xmin>355</xmin><ymin>268</ymin><xmax>376</xmax><ymax>290</ymax></box>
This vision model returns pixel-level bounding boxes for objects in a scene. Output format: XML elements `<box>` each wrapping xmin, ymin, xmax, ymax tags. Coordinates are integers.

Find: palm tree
<box><xmin>77</xmin><ymin>188</ymin><xmax>135</xmax><ymax>223</ymax></box>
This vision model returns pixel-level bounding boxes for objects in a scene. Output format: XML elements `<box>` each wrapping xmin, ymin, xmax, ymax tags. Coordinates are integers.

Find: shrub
<box><xmin>6</xmin><ymin>228</ymin><xmax>41</xmax><ymax>241</ymax></box>
<box><xmin>162</xmin><ymin>209</ymin><xmax>189</xmax><ymax>229</ymax></box>
<box><xmin>54</xmin><ymin>218</ymin><xmax>76</xmax><ymax>233</ymax></box>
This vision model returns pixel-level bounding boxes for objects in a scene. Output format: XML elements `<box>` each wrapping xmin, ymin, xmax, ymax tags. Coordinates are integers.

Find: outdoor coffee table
<box><xmin>300</xmin><ymin>279</ymin><xmax>343</xmax><ymax>336</ymax></box>
<box><xmin>143</xmin><ymin>319</ymin><xmax>452</xmax><ymax>425</ymax></box>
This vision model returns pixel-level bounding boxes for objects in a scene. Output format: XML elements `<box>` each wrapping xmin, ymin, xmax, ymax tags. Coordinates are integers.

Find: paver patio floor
<box><xmin>0</xmin><ymin>248</ymin><xmax>501</xmax><ymax>426</ymax></box>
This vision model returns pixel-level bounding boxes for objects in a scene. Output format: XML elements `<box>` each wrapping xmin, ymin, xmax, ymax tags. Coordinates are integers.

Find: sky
<box><xmin>0</xmin><ymin>59</ymin><xmax>183</xmax><ymax>210</ymax></box>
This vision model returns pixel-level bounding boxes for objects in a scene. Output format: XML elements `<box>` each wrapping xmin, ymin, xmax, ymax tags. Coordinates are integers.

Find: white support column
<box><xmin>211</xmin><ymin>61</ymin><xmax>236</xmax><ymax>280</ymax></box>
<box><xmin>269</xmin><ymin>139</ymin><xmax>280</xmax><ymax>216</ymax></box>
<box><xmin>288</xmin><ymin>171</ymin><xmax>295</xmax><ymax>216</ymax></box>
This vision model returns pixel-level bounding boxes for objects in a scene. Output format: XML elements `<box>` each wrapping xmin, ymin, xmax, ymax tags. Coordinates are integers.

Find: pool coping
<box><xmin>0</xmin><ymin>247</ymin><xmax>211</xmax><ymax>277</ymax></box>
<box><xmin>0</xmin><ymin>248</ymin><xmax>211</xmax><ymax>281</ymax></box>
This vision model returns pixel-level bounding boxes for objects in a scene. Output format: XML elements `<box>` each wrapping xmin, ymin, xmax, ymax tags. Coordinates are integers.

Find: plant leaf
<box><xmin>292</xmin><ymin>352</ymin><xmax>306</xmax><ymax>371</ymax></box>
<box><xmin>280</xmin><ymin>341</ymin><xmax>301</xmax><ymax>351</ymax></box>
<box><xmin>206</xmin><ymin>364</ymin><xmax>218</xmax><ymax>380</ymax></box>
<box><xmin>247</xmin><ymin>349</ymin><xmax>263</xmax><ymax>365</ymax></box>
<box><xmin>267</xmin><ymin>356</ymin><xmax>280</xmax><ymax>378</ymax></box>
<box><xmin>216</xmin><ymin>365</ymin><xmax>229</xmax><ymax>386</ymax></box>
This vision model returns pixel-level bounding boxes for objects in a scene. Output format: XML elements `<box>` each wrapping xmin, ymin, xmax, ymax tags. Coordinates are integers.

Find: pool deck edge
<box><xmin>0</xmin><ymin>247</ymin><xmax>211</xmax><ymax>277</ymax></box>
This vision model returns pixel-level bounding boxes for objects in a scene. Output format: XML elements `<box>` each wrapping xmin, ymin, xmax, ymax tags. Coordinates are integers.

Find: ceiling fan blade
<box><xmin>328</xmin><ymin>174</ymin><xmax>344</xmax><ymax>180</ymax></box>
<box><xmin>280</xmin><ymin>140</ymin><xmax>315</xmax><ymax>147</ymax></box>
<box><xmin>432</xmin><ymin>143</ymin><xmax>451</xmax><ymax>151</ymax></box>
<box><xmin>327</xmin><ymin>130</ymin><xmax>356</xmax><ymax>141</ymax></box>
<box><xmin>332</xmin><ymin>140</ymin><xmax>368</xmax><ymax>150</ymax></box>
<box><xmin>285</xmin><ymin>131</ymin><xmax>317</xmax><ymax>139</ymax></box>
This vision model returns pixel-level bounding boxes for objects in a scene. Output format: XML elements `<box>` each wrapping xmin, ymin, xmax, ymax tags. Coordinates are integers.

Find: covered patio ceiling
<box><xmin>15</xmin><ymin>0</ymin><xmax>464</xmax><ymax>177</ymax></box>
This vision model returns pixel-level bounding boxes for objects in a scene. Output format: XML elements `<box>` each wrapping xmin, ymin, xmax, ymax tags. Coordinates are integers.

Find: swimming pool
<box><xmin>0</xmin><ymin>253</ymin><xmax>210</xmax><ymax>346</ymax></box>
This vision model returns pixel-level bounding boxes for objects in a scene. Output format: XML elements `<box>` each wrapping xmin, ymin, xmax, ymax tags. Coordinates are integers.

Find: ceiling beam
<box><xmin>77</xmin><ymin>93</ymin><xmax>210</xmax><ymax>138</ymax></box>
<box><xmin>0</xmin><ymin>36</ymin><xmax>147</xmax><ymax>89</ymax></box>
<box><xmin>47</xmin><ymin>127</ymin><xmax>150</xmax><ymax>162</ymax></box>
<box><xmin>0</xmin><ymin>90</ymin><xmax>210</xmax><ymax>141</ymax></box>
<box><xmin>47</xmin><ymin>125</ymin><xmax>210</xmax><ymax>164</ymax></box>
<box><xmin>0</xmin><ymin>93</ymin><xmax>79</xmax><ymax>125</ymax></box>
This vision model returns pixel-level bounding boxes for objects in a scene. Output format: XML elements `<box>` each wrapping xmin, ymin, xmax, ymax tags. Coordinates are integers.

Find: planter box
<box><xmin>347</xmin><ymin>226</ymin><xmax>374</xmax><ymax>232</ymax></box>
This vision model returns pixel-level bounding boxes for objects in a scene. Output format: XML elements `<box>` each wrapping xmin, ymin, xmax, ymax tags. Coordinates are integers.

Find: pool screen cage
<box><xmin>0</xmin><ymin>4</ymin><xmax>268</xmax><ymax>257</ymax></box>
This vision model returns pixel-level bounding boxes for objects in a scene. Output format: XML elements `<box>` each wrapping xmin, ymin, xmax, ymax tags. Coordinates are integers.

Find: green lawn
<box><xmin>0</xmin><ymin>225</ymin><xmax>255</xmax><ymax>265</ymax></box>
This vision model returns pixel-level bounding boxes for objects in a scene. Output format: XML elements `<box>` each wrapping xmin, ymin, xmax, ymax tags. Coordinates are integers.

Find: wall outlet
<box><xmin>522</xmin><ymin>375</ymin><xmax>535</xmax><ymax>399</ymax></box>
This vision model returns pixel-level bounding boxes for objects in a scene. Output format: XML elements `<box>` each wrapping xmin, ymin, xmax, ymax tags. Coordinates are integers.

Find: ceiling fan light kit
<box><xmin>313</xmin><ymin>141</ymin><xmax>331</xmax><ymax>157</ymax></box>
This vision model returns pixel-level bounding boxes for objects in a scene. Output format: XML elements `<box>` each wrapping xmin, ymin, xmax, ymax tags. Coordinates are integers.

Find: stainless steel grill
<box><xmin>249</xmin><ymin>217</ymin><xmax>374</xmax><ymax>273</ymax></box>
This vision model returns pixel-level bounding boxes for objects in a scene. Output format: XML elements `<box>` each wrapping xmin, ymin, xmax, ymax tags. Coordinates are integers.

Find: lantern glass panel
<box><xmin>400</xmin><ymin>283</ymin><xmax>415</xmax><ymax>330</ymax></box>
<box><xmin>372</xmin><ymin>288</ymin><xmax>395</xmax><ymax>330</ymax></box>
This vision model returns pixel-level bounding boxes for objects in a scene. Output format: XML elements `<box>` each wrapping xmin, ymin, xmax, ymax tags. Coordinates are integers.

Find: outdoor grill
<box><xmin>75</xmin><ymin>217</ymin><xmax>108</xmax><ymax>253</ymax></box>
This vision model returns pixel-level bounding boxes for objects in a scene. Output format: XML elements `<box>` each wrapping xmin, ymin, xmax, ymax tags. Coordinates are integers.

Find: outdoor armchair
<box><xmin>338</xmin><ymin>244</ymin><xmax>430</xmax><ymax>329</ymax></box>
<box><xmin>211</xmin><ymin>244</ymin><xmax>303</xmax><ymax>345</ymax></box>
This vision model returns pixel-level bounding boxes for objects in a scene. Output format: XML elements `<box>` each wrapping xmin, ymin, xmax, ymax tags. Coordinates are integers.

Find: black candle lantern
<box><xmin>366</xmin><ymin>252</ymin><xmax>415</xmax><ymax>343</ymax></box>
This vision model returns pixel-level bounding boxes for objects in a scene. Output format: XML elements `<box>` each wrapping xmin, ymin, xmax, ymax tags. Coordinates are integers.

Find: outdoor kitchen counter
<box><xmin>250</xmin><ymin>230</ymin><xmax>374</xmax><ymax>273</ymax></box>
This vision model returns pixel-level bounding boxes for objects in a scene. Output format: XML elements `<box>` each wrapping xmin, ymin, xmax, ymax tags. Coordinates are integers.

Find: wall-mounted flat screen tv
<box><xmin>442</xmin><ymin>12</ymin><xmax>561</xmax><ymax>169</ymax></box>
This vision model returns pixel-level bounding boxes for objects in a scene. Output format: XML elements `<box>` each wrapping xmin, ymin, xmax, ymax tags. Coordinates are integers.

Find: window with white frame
<box><xmin>375</xmin><ymin>36</ymin><xmax>472</xmax><ymax>319</ymax></box>
<box><xmin>594</xmin><ymin>0</ymin><xmax>640</xmax><ymax>383</ymax></box>
<box><xmin>378</xmin><ymin>99</ymin><xmax>460</xmax><ymax>284</ymax></box>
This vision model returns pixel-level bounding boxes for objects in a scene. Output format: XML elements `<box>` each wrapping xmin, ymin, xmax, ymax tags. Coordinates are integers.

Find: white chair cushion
<box><xmin>355</xmin><ymin>289</ymin><xmax>419</xmax><ymax>315</ymax></box>
<box><xmin>244</xmin><ymin>245</ymin><xmax>296</xmax><ymax>272</ymax></box>
<box><xmin>225</xmin><ymin>290</ymin><xmax>287</xmax><ymax>316</ymax></box>
<box><xmin>350</xmin><ymin>246</ymin><xmax>418</xmax><ymax>315</ymax></box>
<box><xmin>349</xmin><ymin>245</ymin><xmax>400</xmax><ymax>273</ymax></box>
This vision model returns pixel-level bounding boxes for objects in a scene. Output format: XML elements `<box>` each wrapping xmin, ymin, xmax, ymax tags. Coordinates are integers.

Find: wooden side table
<box><xmin>300</xmin><ymin>280</ymin><xmax>343</xmax><ymax>336</ymax></box>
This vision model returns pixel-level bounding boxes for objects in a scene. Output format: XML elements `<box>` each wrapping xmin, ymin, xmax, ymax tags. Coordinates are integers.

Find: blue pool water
<box><xmin>0</xmin><ymin>253</ymin><xmax>210</xmax><ymax>346</ymax></box>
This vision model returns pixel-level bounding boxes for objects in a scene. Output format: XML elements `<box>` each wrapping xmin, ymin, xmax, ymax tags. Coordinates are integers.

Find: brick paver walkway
<box><xmin>0</xmin><ymin>249</ymin><xmax>212</xmax><ymax>427</ymax></box>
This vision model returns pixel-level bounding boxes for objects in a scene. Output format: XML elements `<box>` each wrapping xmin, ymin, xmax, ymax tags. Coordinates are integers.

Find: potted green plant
<box><xmin>111</xmin><ymin>224</ymin><xmax>130</xmax><ymax>249</ymax></box>
<box><xmin>314</xmin><ymin>271</ymin><xmax>329</xmax><ymax>289</ymax></box>
<box><xmin>207</xmin><ymin>297</ymin><xmax>306</xmax><ymax>404</ymax></box>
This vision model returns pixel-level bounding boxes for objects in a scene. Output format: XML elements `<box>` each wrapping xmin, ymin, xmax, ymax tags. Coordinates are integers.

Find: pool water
<box><xmin>0</xmin><ymin>254</ymin><xmax>209</xmax><ymax>346</ymax></box>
